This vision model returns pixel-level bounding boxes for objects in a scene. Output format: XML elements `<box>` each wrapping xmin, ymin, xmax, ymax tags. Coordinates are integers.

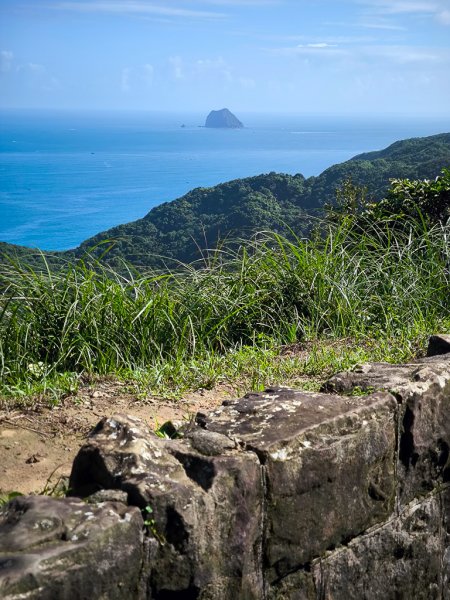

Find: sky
<box><xmin>1</xmin><ymin>0</ymin><xmax>450</xmax><ymax>115</ymax></box>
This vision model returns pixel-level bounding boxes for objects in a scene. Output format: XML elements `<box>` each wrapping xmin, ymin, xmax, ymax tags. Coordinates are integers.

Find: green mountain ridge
<box><xmin>2</xmin><ymin>132</ymin><xmax>450</xmax><ymax>270</ymax></box>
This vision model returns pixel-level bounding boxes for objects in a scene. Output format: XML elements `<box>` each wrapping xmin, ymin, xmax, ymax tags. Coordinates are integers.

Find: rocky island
<box><xmin>205</xmin><ymin>108</ymin><xmax>243</xmax><ymax>128</ymax></box>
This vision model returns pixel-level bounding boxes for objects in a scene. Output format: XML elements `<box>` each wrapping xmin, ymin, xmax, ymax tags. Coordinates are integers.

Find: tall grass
<box><xmin>1</xmin><ymin>217</ymin><xmax>449</xmax><ymax>399</ymax></box>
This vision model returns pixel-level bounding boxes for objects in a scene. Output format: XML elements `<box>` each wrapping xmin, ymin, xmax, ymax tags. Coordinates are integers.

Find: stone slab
<box><xmin>197</xmin><ymin>387</ymin><xmax>398</xmax><ymax>581</ymax></box>
<box><xmin>312</xmin><ymin>492</ymin><xmax>447</xmax><ymax>600</ymax></box>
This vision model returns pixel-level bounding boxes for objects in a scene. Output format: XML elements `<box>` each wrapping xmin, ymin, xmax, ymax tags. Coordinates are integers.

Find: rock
<box><xmin>205</xmin><ymin>108</ymin><xmax>243</xmax><ymax>128</ymax></box>
<box><xmin>25</xmin><ymin>454</ymin><xmax>41</xmax><ymax>464</ymax></box>
<box><xmin>4</xmin><ymin>348</ymin><xmax>450</xmax><ymax>599</ymax></box>
<box><xmin>324</xmin><ymin>354</ymin><xmax>450</xmax><ymax>506</ymax></box>
<box><xmin>0</xmin><ymin>495</ymin><xmax>144</xmax><ymax>600</ymax></box>
<box><xmin>268</xmin><ymin>569</ymin><xmax>316</xmax><ymax>600</ymax></box>
<box><xmin>311</xmin><ymin>492</ymin><xmax>447</xmax><ymax>600</ymax></box>
<box><xmin>69</xmin><ymin>413</ymin><xmax>264</xmax><ymax>599</ymax></box>
<box><xmin>322</xmin><ymin>361</ymin><xmax>416</xmax><ymax>394</ymax></box>
<box><xmin>197</xmin><ymin>387</ymin><xmax>397</xmax><ymax>582</ymax></box>
<box><xmin>186</xmin><ymin>428</ymin><xmax>237</xmax><ymax>456</ymax></box>
<box><xmin>86</xmin><ymin>488</ymin><xmax>129</xmax><ymax>504</ymax></box>
<box><xmin>427</xmin><ymin>334</ymin><xmax>450</xmax><ymax>357</ymax></box>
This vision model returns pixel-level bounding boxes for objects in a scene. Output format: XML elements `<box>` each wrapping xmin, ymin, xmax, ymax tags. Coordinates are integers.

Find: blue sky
<box><xmin>1</xmin><ymin>0</ymin><xmax>450</xmax><ymax>115</ymax></box>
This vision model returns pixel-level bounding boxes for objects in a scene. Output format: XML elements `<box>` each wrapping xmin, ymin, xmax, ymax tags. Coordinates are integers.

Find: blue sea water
<box><xmin>1</xmin><ymin>110</ymin><xmax>449</xmax><ymax>251</ymax></box>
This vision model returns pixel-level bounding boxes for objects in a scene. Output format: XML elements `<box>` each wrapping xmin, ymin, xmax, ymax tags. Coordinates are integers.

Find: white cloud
<box><xmin>51</xmin><ymin>1</ymin><xmax>226</xmax><ymax>19</ymax></box>
<box><xmin>437</xmin><ymin>9</ymin><xmax>450</xmax><ymax>24</ymax></box>
<box><xmin>168</xmin><ymin>56</ymin><xmax>184</xmax><ymax>80</ymax></box>
<box><xmin>163</xmin><ymin>54</ymin><xmax>257</xmax><ymax>89</ymax></box>
<box><xmin>26</xmin><ymin>62</ymin><xmax>47</xmax><ymax>74</ymax></box>
<box><xmin>121</xmin><ymin>64</ymin><xmax>155</xmax><ymax>91</ymax></box>
<box><xmin>363</xmin><ymin>45</ymin><xmax>448</xmax><ymax>64</ymax></box>
<box><xmin>195</xmin><ymin>57</ymin><xmax>230</xmax><ymax>79</ymax></box>
<box><xmin>196</xmin><ymin>57</ymin><xmax>227</xmax><ymax>69</ymax></box>
<box><xmin>266</xmin><ymin>38</ymin><xmax>450</xmax><ymax>73</ymax></box>
<box><xmin>384</xmin><ymin>1</ymin><xmax>437</xmax><ymax>14</ymax></box>
<box><xmin>238</xmin><ymin>76</ymin><xmax>256</xmax><ymax>89</ymax></box>
<box><xmin>358</xmin><ymin>0</ymin><xmax>450</xmax><ymax>24</ymax></box>
<box><xmin>268</xmin><ymin>43</ymin><xmax>347</xmax><ymax>58</ymax></box>
<box><xmin>15</xmin><ymin>62</ymin><xmax>60</xmax><ymax>91</ymax></box>
<box><xmin>357</xmin><ymin>18</ymin><xmax>407</xmax><ymax>30</ymax></box>
<box><xmin>17</xmin><ymin>62</ymin><xmax>47</xmax><ymax>76</ymax></box>
<box><xmin>305</xmin><ymin>43</ymin><xmax>338</xmax><ymax>48</ymax></box>
<box><xmin>359</xmin><ymin>0</ymin><xmax>438</xmax><ymax>14</ymax></box>
<box><xmin>199</xmin><ymin>0</ymin><xmax>278</xmax><ymax>4</ymax></box>
<box><xmin>0</xmin><ymin>50</ymin><xmax>13</xmax><ymax>73</ymax></box>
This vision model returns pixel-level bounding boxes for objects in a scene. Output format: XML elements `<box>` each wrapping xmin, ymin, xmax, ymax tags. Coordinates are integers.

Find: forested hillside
<box><xmin>1</xmin><ymin>150</ymin><xmax>449</xmax><ymax>405</ymax></box>
<box><xmin>74</xmin><ymin>172</ymin><xmax>312</xmax><ymax>268</ymax></box>
<box><xmin>2</xmin><ymin>132</ymin><xmax>450</xmax><ymax>269</ymax></box>
<box><xmin>73</xmin><ymin>132</ymin><xmax>450</xmax><ymax>268</ymax></box>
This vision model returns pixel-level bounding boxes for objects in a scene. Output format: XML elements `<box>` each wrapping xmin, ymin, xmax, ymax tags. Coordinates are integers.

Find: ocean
<box><xmin>1</xmin><ymin>110</ymin><xmax>449</xmax><ymax>251</ymax></box>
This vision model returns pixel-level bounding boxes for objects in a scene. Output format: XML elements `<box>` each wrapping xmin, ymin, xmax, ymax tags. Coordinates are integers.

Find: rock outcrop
<box><xmin>197</xmin><ymin>389</ymin><xmax>398</xmax><ymax>583</ymax></box>
<box><xmin>1</xmin><ymin>338</ymin><xmax>450</xmax><ymax>599</ymax></box>
<box><xmin>69</xmin><ymin>414</ymin><xmax>264</xmax><ymax>599</ymax></box>
<box><xmin>205</xmin><ymin>108</ymin><xmax>243</xmax><ymax>128</ymax></box>
<box><xmin>0</xmin><ymin>495</ymin><xmax>143</xmax><ymax>599</ymax></box>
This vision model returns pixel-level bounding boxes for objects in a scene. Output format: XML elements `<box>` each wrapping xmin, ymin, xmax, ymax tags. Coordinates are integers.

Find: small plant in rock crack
<box><xmin>0</xmin><ymin>491</ymin><xmax>23</xmax><ymax>507</ymax></box>
<box><xmin>142</xmin><ymin>505</ymin><xmax>165</xmax><ymax>545</ymax></box>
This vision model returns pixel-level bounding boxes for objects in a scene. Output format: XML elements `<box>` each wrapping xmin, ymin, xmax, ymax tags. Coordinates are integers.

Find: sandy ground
<box><xmin>0</xmin><ymin>381</ymin><xmax>232</xmax><ymax>496</ymax></box>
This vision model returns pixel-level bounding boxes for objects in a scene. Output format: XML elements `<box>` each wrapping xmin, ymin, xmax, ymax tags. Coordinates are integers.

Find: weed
<box><xmin>0</xmin><ymin>491</ymin><xmax>23</xmax><ymax>507</ymax></box>
<box><xmin>40</xmin><ymin>465</ymin><xmax>71</xmax><ymax>497</ymax></box>
<box><xmin>142</xmin><ymin>505</ymin><xmax>165</xmax><ymax>544</ymax></box>
<box><xmin>154</xmin><ymin>420</ymin><xmax>181</xmax><ymax>439</ymax></box>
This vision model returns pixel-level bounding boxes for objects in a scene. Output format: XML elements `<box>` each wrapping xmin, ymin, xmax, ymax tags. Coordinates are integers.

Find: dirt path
<box><xmin>0</xmin><ymin>381</ymin><xmax>232</xmax><ymax>495</ymax></box>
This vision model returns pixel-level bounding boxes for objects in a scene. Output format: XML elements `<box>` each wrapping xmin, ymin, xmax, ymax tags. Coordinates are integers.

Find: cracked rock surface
<box><xmin>324</xmin><ymin>353</ymin><xmax>450</xmax><ymax>506</ymax></box>
<box><xmin>198</xmin><ymin>388</ymin><xmax>398</xmax><ymax>581</ymax></box>
<box><xmin>1</xmin><ymin>341</ymin><xmax>450</xmax><ymax>599</ymax></box>
<box><xmin>69</xmin><ymin>413</ymin><xmax>264</xmax><ymax>599</ymax></box>
<box><xmin>0</xmin><ymin>495</ymin><xmax>143</xmax><ymax>600</ymax></box>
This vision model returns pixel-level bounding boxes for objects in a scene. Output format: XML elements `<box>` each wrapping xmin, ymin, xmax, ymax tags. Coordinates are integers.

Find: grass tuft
<box><xmin>1</xmin><ymin>217</ymin><xmax>449</xmax><ymax>405</ymax></box>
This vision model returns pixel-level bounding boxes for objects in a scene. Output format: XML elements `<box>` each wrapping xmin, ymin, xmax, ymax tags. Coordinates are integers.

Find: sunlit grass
<box><xmin>1</xmin><ymin>217</ymin><xmax>449</xmax><ymax>406</ymax></box>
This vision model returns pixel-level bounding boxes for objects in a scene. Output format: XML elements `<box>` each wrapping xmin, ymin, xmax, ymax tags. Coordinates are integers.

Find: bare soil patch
<box><xmin>0</xmin><ymin>380</ymin><xmax>232</xmax><ymax>495</ymax></box>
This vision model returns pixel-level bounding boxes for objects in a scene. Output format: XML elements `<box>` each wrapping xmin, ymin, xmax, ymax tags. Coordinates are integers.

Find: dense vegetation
<box><xmin>2</xmin><ymin>132</ymin><xmax>448</xmax><ymax>271</ymax></box>
<box><xmin>326</xmin><ymin>168</ymin><xmax>450</xmax><ymax>227</ymax></box>
<box><xmin>68</xmin><ymin>132</ymin><xmax>450</xmax><ymax>268</ymax></box>
<box><xmin>69</xmin><ymin>132</ymin><xmax>450</xmax><ymax>268</ymax></box>
<box><xmin>1</xmin><ymin>170</ymin><xmax>449</xmax><ymax>404</ymax></box>
<box><xmin>72</xmin><ymin>172</ymin><xmax>311</xmax><ymax>269</ymax></box>
<box><xmin>1</xmin><ymin>132</ymin><xmax>449</xmax><ymax>403</ymax></box>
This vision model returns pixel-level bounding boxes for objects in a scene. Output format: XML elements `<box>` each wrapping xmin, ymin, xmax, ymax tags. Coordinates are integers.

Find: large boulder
<box><xmin>2</xmin><ymin>339</ymin><xmax>450</xmax><ymax>599</ymax></box>
<box><xmin>311</xmin><ymin>491</ymin><xmax>449</xmax><ymax>600</ymax></box>
<box><xmin>269</xmin><ymin>491</ymin><xmax>449</xmax><ymax>600</ymax></box>
<box><xmin>197</xmin><ymin>388</ymin><xmax>397</xmax><ymax>582</ymax></box>
<box><xmin>69</xmin><ymin>414</ymin><xmax>264</xmax><ymax>599</ymax></box>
